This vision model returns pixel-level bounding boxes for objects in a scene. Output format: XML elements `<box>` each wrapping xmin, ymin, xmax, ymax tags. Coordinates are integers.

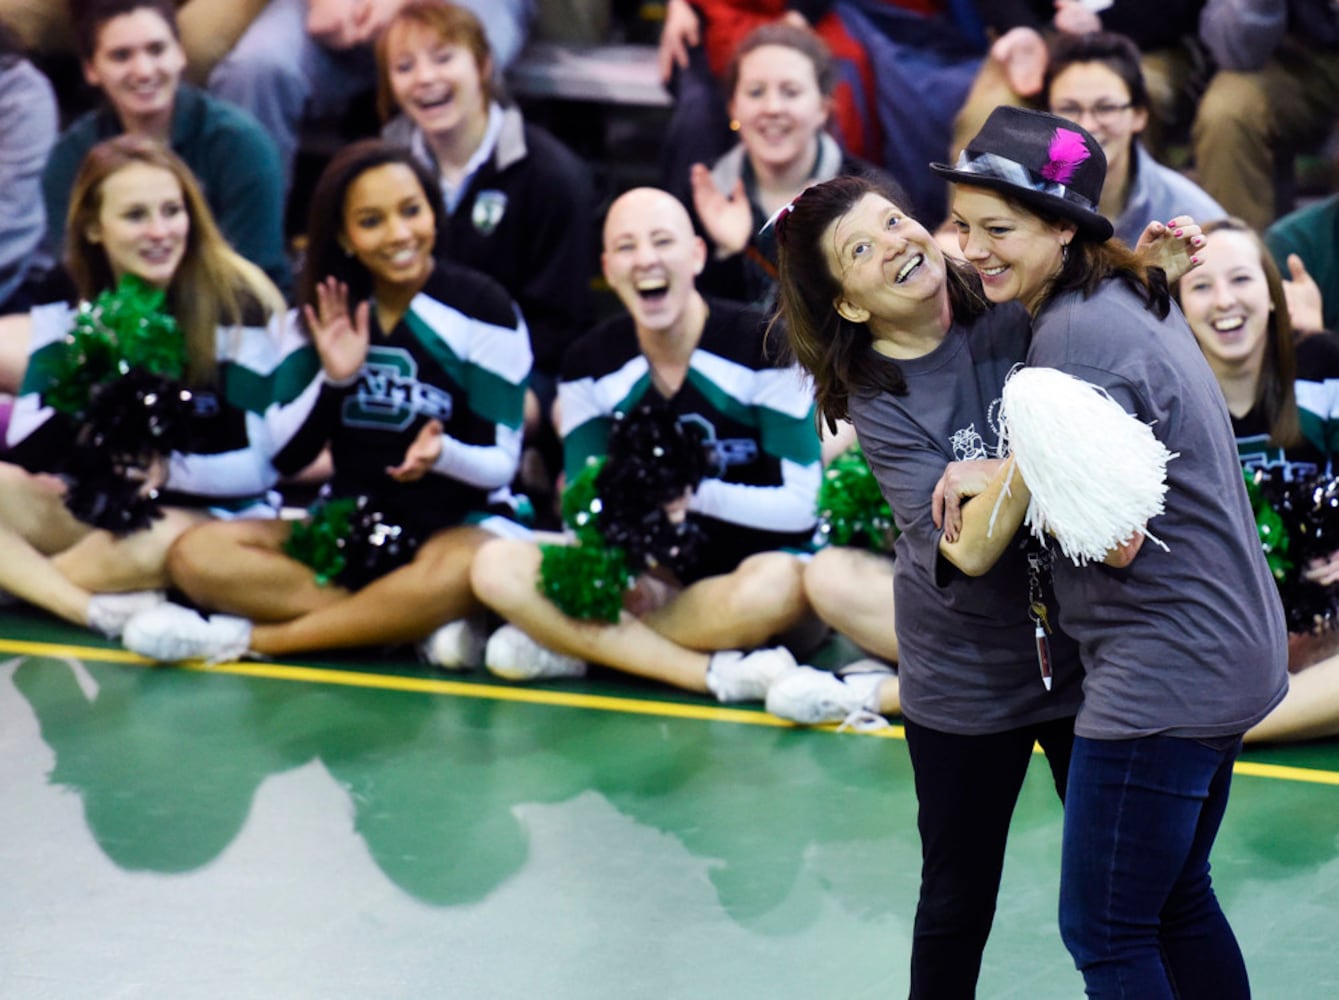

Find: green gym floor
<box><xmin>1</xmin><ymin>608</ymin><xmax>1336</xmax><ymax>1000</ymax></box>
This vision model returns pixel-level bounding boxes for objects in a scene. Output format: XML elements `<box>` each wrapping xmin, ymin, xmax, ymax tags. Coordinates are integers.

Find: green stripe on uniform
<box><xmin>405</xmin><ymin>310</ymin><xmax>522</xmax><ymax>427</ymax></box>
<box><xmin>686</xmin><ymin>369</ymin><xmax>819</xmax><ymax>465</ymax></box>
<box><xmin>224</xmin><ymin>344</ymin><xmax>323</xmax><ymax>414</ymax></box>
<box><xmin>20</xmin><ymin>340</ymin><xmax>64</xmax><ymax>396</ymax></box>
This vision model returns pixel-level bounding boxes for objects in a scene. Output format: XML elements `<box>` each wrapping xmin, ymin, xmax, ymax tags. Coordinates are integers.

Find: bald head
<box><xmin>602</xmin><ymin>186</ymin><xmax>696</xmax><ymax>250</ymax></box>
<box><xmin>601</xmin><ymin>187</ymin><xmax>707</xmax><ymax>333</ymax></box>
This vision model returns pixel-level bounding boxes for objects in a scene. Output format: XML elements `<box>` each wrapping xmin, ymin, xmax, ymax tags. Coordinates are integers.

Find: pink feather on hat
<box><xmin>1040</xmin><ymin>128</ymin><xmax>1090</xmax><ymax>184</ymax></box>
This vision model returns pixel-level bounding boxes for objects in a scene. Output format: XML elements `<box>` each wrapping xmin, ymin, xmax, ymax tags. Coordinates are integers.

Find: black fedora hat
<box><xmin>930</xmin><ymin>106</ymin><xmax>1114</xmax><ymax>241</ymax></box>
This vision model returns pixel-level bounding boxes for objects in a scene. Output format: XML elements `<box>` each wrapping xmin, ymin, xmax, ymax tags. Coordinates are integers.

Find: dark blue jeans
<box><xmin>1059</xmin><ymin>734</ymin><xmax>1249</xmax><ymax>1000</ymax></box>
<box><xmin>904</xmin><ymin>715</ymin><xmax>1075</xmax><ymax>1000</ymax></box>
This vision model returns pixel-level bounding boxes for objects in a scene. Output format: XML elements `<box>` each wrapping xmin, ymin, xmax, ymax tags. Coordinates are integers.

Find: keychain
<box><xmin>1027</xmin><ymin>550</ymin><xmax>1054</xmax><ymax>691</ymax></box>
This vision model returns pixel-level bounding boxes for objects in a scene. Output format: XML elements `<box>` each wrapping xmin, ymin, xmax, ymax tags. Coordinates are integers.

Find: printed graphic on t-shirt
<box><xmin>679</xmin><ymin>411</ymin><xmax>759</xmax><ymax>476</ymax></box>
<box><xmin>343</xmin><ymin>346</ymin><xmax>454</xmax><ymax>431</ymax></box>
<box><xmin>1237</xmin><ymin>433</ymin><xmax>1320</xmax><ymax>482</ymax></box>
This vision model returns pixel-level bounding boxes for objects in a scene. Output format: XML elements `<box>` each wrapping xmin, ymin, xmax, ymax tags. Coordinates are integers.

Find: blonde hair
<box><xmin>65</xmin><ymin>135</ymin><xmax>285</xmax><ymax>385</ymax></box>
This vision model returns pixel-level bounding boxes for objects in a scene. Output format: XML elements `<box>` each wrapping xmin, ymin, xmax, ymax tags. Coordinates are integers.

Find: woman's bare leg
<box><xmin>803</xmin><ymin>546</ymin><xmax>900</xmax><ymax>663</ymax></box>
<box><xmin>168</xmin><ymin>518</ymin><xmax>344</xmax><ymax>623</ymax></box>
<box><xmin>53</xmin><ymin>508</ymin><xmax>210</xmax><ymax>593</ymax></box>
<box><xmin>642</xmin><ymin>551</ymin><xmax>811</xmax><ymax>651</ymax></box>
<box><xmin>1245</xmin><ymin>655</ymin><xmax>1339</xmax><ymax>743</ymax></box>
<box><xmin>471</xmin><ymin>537</ymin><xmax>716</xmax><ymax>692</ymax></box>
<box><xmin>245</xmin><ymin>525</ymin><xmax>492</xmax><ymax>656</ymax></box>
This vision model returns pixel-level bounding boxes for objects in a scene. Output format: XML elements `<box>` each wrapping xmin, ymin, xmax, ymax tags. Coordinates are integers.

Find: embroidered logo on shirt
<box><xmin>472</xmin><ymin>190</ymin><xmax>508</xmax><ymax>236</ymax></box>
<box><xmin>342</xmin><ymin>346</ymin><xmax>453</xmax><ymax>431</ymax></box>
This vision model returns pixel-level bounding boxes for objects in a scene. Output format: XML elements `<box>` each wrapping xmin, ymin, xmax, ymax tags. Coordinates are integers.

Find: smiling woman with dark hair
<box><xmin>120</xmin><ymin>139</ymin><xmax>535</xmax><ymax>667</ymax></box>
<box><xmin>774</xmin><ymin>169</ymin><xmax>1083</xmax><ymax>999</ymax></box>
<box><xmin>1042</xmin><ymin>30</ymin><xmax>1224</xmax><ymax>248</ymax></box>
<box><xmin>938</xmin><ymin>105</ymin><xmax>1287</xmax><ymax>998</ymax></box>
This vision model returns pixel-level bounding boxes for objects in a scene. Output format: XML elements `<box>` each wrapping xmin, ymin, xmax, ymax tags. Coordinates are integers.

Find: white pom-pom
<box><xmin>994</xmin><ymin>366</ymin><xmax>1177</xmax><ymax>565</ymax></box>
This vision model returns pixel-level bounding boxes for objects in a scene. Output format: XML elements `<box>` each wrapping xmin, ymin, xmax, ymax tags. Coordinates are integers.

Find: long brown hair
<box><xmin>773</xmin><ymin>174</ymin><xmax>988</xmax><ymax>431</ymax></box>
<box><xmin>65</xmin><ymin>135</ymin><xmax>284</xmax><ymax>385</ymax></box>
<box><xmin>1174</xmin><ymin>217</ymin><xmax>1300</xmax><ymax>449</ymax></box>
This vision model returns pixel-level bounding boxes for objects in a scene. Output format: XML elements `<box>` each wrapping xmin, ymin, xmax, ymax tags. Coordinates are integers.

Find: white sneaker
<box><xmin>765</xmin><ymin>665</ymin><xmax>891</xmax><ymax>729</ymax></box>
<box><xmin>704</xmin><ymin>646</ymin><xmax>798</xmax><ymax>703</ymax></box>
<box><xmin>484</xmin><ymin>624</ymin><xmax>586</xmax><ymax>681</ymax></box>
<box><xmin>419</xmin><ymin>616</ymin><xmax>489</xmax><ymax>671</ymax></box>
<box><xmin>86</xmin><ymin>590</ymin><xmax>168</xmax><ymax>638</ymax></box>
<box><xmin>122</xmin><ymin>602</ymin><xmax>252</xmax><ymax>664</ymax></box>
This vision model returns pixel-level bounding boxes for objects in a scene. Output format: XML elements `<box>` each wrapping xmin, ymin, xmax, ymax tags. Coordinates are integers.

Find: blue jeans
<box><xmin>1059</xmin><ymin>734</ymin><xmax>1249</xmax><ymax>999</ymax></box>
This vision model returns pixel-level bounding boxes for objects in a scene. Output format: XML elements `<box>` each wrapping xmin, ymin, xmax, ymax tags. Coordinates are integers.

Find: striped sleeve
<box><xmin>558</xmin><ymin>355</ymin><xmax>649</xmax><ymax>482</ymax></box>
<box><xmin>165</xmin><ymin>315</ymin><xmax>319</xmax><ymax>498</ymax></box>
<box><xmin>410</xmin><ymin>293</ymin><xmax>531</xmax><ymax>488</ymax></box>
<box><xmin>6</xmin><ymin>301</ymin><xmax>76</xmax><ymax>458</ymax></box>
<box><xmin>257</xmin><ymin>310</ymin><xmax>343</xmax><ymax>478</ymax></box>
<box><xmin>689</xmin><ymin>360</ymin><xmax>822</xmax><ymax>533</ymax></box>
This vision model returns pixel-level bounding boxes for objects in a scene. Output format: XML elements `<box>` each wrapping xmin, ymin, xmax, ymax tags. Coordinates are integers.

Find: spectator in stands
<box><xmin>952</xmin><ymin>1</ymin><xmax>1339</xmax><ymax>231</ymax></box>
<box><xmin>0</xmin><ymin>18</ymin><xmax>57</xmax><ymax>315</ymax></box>
<box><xmin>41</xmin><ymin>0</ymin><xmax>291</xmax><ymax>296</ymax></box>
<box><xmin>0</xmin><ymin>135</ymin><xmax>289</xmax><ymax>637</ymax></box>
<box><xmin>1190</xmin><ymin>0</ymin><xmax>1339</xmax><ymax>230</ymax></box>
<box><xmin>1267</xmin><ymin>185</ymin><xmax>1339</xmax><ymax>335</ymax></box>
<box><xmin>0</xmin><ymin>0</ymin><xmax>268</xmax><ymax>84</ymax></box>
<box><xmin>208</xmin><ymin>0</ymin><xmax>532</xmax><ymax>195</ymax></box>
<box><xmin>949</xmin><ymin>1</ymin><xmax>1207</xmax><ymax>161</ymax></box>
<box><xmin>689</xmin><ymin>21</ymin><xmax>881</xmax><ymax>308</ymax></box>
<box><xmin>376</xmin><ymin>0</ymin><xmax>594</xmax><ymax>441</ymax></box>
<box><xmin>1174</xmin><ymin>217</ymin><xmax>1339</xmax><ymax>745</ymax></box>
<box><xmin>1043</xmin><ymin>31</ymin><xmax>1223</xmax><ymax>249</ymax></box>
<box><xmin>659</xmin><ymin>1</ymin><xmax>987</xmax><ymax>226</ymax></box>
<box><xmin>465</xmin><ymin>186</ymin><xmax>820</xmax><ymax>701</ymax></box>
<box><xmin>118</xmin><ymin>140</ymin><xmax>534</xmax><ymax>663</ymax></box>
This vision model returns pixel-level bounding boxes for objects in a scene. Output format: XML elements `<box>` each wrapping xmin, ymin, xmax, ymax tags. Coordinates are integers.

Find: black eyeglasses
<box><xmin>1051</xmin><ymin>102</ymin><xmax>1134</xmax><ymax>125</ymax></box>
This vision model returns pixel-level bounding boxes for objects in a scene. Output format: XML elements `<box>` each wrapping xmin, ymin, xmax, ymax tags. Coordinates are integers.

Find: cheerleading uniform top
<box><xmin>6</xmin><ymin>299</ymin><xmax>313</xmax><ymax>512</ymax></box>
<box><xmin>1232</xmin><ymin>332</ymin><xmax>1339</xmax><ymax>476</ymax></box>
<box><xmin>558</xmin><ymin>298</ymin><xmax>821</xmax><ymax>583</ymax></box>
<box><xmin>848</xmin><ymin>300</ymin><xmax>1084</xmax><ymax>736</ymax></box>
<box><xmin>268</xmin><ymin>262</ymin><xmax>531</xmax><ymax>535</ymax></box>
<box><xmin>1027</xmin><ymin>280</ymin><xmax>1288</xmax><ymax>741</ymax></box>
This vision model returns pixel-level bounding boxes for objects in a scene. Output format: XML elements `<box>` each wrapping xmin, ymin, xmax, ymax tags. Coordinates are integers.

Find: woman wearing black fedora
<box><xmin>772</xmin><ymin>148</ymin><xmax>1211</xmax><ymax>993</ymax></box>
<box><xmin>935</xmin><ymin>106</ymin><xmax>1288</xmax><ymax>999</ymax></box>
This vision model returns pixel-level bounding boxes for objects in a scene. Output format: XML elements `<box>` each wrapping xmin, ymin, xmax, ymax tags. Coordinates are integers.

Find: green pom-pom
<box><xmin>1243</xmin><ymin>468</ymin><xmax>1293</xmax><ymax>582</ymax></box>
<box><xmin>816</xmin><ymin>445</ymin><xmax>897</xmax><ymax>552</ymax></box>
<box><xmin>537</xmin><ymin>456</ymin><xmax>636</xmax><ymax>621</ymax></box>
<box><xmin>538</xmin><ymin>541</ymin><xmax>633</xmax><ymax>623</ymax></box>
<box><xmin>284</xmin><ymin>496</ymin><xmax>359</xmax><ymax>586</ymax></box>
<box><xmin>43</xmin><ymin>274</ymin><xmax>185</xmax><ymax>417</ymax></box>
<box><xmin>561</xmin><ymin>456</ymin><xmax>607</xmax><ymax>545</ymax></box>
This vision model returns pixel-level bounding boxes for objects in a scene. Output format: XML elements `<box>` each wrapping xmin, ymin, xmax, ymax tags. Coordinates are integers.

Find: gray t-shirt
<box><xmin>849</xmin><ymin>302</ymin><xmax>1083</xmax><ymax>735</ymax></box>
<box><xmin>1028</xmin><ymin>280</ymin><xmax>1289</xmax><ymax>740</ymax></box>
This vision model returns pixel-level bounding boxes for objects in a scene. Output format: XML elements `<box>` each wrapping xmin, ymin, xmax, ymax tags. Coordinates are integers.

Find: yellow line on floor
<box><xmin>1233</xmin><ymin>760</ymin><xmax>1339</xmax><ymax>786</ymax></box>
<box><xmin>0</xmin><ymin>636</ymin><xmax>905</xmax><ymax>738</ymax></box>
<box><xmin>10</xmin><ymin>639</ymin><xmax>1339</xmax><ymax>780</ymax></box>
